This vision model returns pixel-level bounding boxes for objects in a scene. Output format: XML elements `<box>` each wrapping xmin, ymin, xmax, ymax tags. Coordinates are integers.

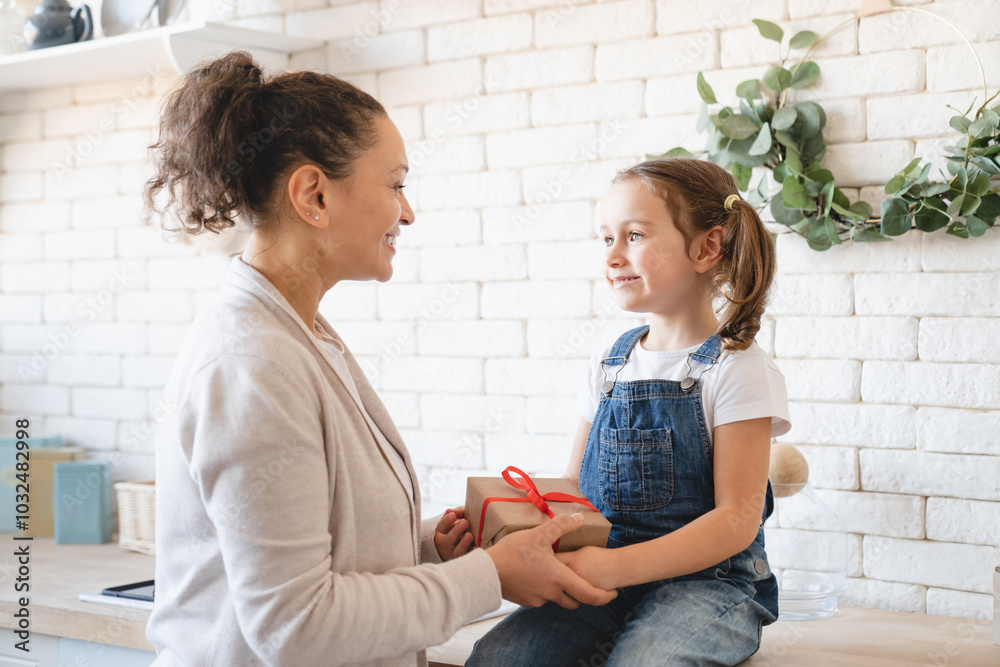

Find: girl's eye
<box><xmin>628</xmin><ymin>231</ymin><xmax>643</xmax><ymax>242</ymax></box>
<box><xmin>603</xmin><ymin>236</ymin><xmax>614</xmax><ymax>247</ymax></box>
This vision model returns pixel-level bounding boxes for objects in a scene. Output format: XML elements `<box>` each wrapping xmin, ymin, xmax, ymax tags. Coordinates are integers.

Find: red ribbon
<box><xmin>476</xmin><ymin>466</ymin><xmax>599</xmax><ymax>552</ymax></box>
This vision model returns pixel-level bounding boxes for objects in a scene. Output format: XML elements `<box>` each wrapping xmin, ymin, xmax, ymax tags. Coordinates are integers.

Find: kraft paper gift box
<box><xmin>465</xmin><ymin>467</ymin><xmax>611</xmax><ymax>552</ymax></box>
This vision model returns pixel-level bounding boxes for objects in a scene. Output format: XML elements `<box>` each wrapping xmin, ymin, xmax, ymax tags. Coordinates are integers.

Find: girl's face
<box><xmin>599</xmin><ymin>179</ymin><xmax>703</xmax><ymax>315</ymax></box>
<box><xmin>325</xmin><ymin>115</ymin><xmax>414</xmax><ymax>282</ymax></box>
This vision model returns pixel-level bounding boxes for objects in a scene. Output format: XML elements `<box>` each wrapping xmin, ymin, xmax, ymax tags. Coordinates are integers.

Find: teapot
<box><xmin>23</xmin><ymin>0</ymin><xmax>93</xmax><ymax>50</ymax></box>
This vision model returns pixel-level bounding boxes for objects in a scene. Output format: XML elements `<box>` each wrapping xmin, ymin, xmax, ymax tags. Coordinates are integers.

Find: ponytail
<box><xmin>144</xmin><ymin>51</ymin><xmax>385</xmax><ymax>235</ymax></box>
<box><xmin>614</xmin><ymin>158</ymin><xmax>776</xmax><ymax>352</ymax></box>
<box><xmin>714</xmin><ymin>199</ymin><xmax>775</xmax><ymax>351</ymax></box>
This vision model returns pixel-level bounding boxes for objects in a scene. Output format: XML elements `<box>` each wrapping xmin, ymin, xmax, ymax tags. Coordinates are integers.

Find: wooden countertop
<box><xmin>428</xmin><ymin>605</ymin><xmax>1000</xmax><ymax>666</ymax></box>
<box><xmin>4</xmin><ymin>536</ymin><xmax>997</xmax><ymax>665</ymax></box>
<box><xmin>0</xmin><ymin>535</ymin><xmax>154</xmax><ymax>651</ymax></box>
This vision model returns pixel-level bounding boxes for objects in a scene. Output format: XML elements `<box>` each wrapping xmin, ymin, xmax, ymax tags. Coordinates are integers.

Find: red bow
<box><xmin>476</xmin><ymin>466</ymin><xmax>599</xmax><ymax>552</ymax></box>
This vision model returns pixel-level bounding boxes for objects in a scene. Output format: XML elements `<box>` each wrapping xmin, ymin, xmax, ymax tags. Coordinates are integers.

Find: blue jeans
<box><xmin>466</xmin><ymin>576</ymin><xmax>775</xmax><ymax>667</ymax></box>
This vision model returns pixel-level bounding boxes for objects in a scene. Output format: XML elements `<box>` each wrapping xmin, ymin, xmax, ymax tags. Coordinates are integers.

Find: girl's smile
<box><xmin>600</xmin><ymin>179</ymin><xmax>700</xmax><ymax>316</ymax></box>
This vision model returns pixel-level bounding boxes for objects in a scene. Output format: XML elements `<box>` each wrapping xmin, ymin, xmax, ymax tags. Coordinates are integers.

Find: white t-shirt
<box><xmin>315</xmin><ymin>325</ymin><xmax>414</xmax><ymax>499</ymax></box>
<box><xmin>576</xmin><ymin>334</ymin><xmax>792</xmax><ymax>444</ymax></box>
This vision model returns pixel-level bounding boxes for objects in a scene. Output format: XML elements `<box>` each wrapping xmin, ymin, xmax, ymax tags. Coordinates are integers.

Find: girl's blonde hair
<box><xmin>614</xmin><ymin>158</ymin><xmax>776</xmax><ymax>352</ymax></box>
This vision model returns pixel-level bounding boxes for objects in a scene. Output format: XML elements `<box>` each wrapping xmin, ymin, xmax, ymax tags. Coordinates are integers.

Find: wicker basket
<box><xmin>115</xmin><ymin>480</ymin><xmax>155</xmax><ymax>555</ymax></box>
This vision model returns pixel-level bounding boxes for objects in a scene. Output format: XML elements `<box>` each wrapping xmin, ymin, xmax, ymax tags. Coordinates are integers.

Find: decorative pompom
<box><xmin>769</xmin><ymin>443</ymin><xmax>809</xmax><ymax>497</ymax></box>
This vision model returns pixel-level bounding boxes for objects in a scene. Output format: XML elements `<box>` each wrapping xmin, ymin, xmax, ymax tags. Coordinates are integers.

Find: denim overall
<box><xmin>467</xmin><ymin>326</ymin><xmax>779</xmax><ymax>667</ymax></box>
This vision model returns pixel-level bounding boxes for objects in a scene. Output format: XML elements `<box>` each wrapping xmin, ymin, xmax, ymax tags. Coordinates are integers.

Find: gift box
<box><xmin>466</xmin><ymin>467</ymin><xmax>611</xmax><ymax>552</ymax></box>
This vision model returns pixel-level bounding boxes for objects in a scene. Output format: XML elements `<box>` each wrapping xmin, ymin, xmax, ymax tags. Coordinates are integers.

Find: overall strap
<box><xmin>690</xmin><ymin>334</ymin><xmax>723</xmax><ymax>366</ymax></box>
<box><xmin>679</xmin><ymin>333</ymin><xmax>724</xmax><ymax>391</ymax></box>
<box><xmin>602</xmin><ymin>325</ymin><xmax>650</xmax><ymax>367</ymax></box>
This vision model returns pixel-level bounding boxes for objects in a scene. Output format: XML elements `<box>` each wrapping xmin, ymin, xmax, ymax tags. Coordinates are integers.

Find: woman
<box><xmin>144</xmin><ymin>52</ymin><xmax>616</xmax><ymax>667</ymax></box>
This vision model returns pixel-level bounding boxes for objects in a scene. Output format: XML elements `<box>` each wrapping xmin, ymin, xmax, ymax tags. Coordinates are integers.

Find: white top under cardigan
<box><xmin>147</xmin><ymin>256</ymin><xmax>501</xmax><ymax>667</ymax></box>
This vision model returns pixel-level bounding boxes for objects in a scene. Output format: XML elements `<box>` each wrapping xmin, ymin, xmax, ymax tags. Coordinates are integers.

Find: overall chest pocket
<box><xmin>598</xmin><ymin>427</ymin><xmax>674</xmax><ymax>511</ymax></box>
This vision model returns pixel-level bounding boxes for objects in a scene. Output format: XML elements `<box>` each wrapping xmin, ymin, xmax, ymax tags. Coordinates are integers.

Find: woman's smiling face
<box><xmin>326</xmin><ymin>115</ymin><xmax>414</xmax><ymax>283</ymax></box>
<box><xmin>600</xmin><ymin>178</ymin><xmax>702</xmax><ymax>315</ymax></box>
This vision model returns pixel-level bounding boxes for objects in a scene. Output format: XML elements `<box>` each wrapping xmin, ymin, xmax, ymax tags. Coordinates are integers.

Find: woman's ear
<box><xmin>692</xmin><ymin>225</ymin><xmax>724</xmax><ymax>273</ymax></box>
<box><xmin>286</xmin><ymin>164</ymin><xmax>329</xmax><ymax>228</ymax></box>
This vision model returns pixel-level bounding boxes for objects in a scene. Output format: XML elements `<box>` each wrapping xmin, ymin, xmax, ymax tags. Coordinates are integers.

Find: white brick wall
<box><xmin>2</xmin><ymin>0</ymin><xmax>998</xmax><ymax>621</ymax></box>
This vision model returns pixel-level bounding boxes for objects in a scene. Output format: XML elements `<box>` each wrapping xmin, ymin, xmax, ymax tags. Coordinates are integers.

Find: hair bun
<box><xmin>195</xmin><ymin>50</ymin><xmax>263</xmax><ymax>88</ymax></box>
<box><xmin>145</xmin><ymin>50</ymin><xmax>386</xmax><ymax>236</ymax></box>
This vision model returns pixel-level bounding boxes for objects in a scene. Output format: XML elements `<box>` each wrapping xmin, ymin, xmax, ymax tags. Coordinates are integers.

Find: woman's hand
<box><xmin>486</xmin><ymin>513</ymin><xmax>618</xmax><ymax>609</ymax></box>
<box><xmin>555</xmin><ymin>545</ymin><xmax>622</xmax><ymax>591</ymax></box>
<box><xmin>434</xmin><ymin>507</ymin><xmax>475</xmax><ymax>561</ymax></box>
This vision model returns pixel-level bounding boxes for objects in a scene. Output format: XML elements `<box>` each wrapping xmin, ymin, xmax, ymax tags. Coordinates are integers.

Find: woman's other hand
<box><xmin>434</xmin><ymin>507</ymin><xmax>475</xmax><ymax>561</ymax></box>
<box><xmin>486</xmin><ymin>514</ymin><xmax>618</xmax><ymax>609</ymax></box>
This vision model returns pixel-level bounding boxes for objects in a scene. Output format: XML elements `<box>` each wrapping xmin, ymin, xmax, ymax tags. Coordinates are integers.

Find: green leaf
<box><xmin>961</xmin><ymin>194</ymin><xmax>981</xmax><ymax>217</ymax></box>
<box><xmin>789</xmin><ymin>30</ymin><xmax>816</xmax><ymax>50</ymax></box>
<box><xmin>771</xmin><ymin>106</ymin><xmax>798</xmax><ymax>130</ymax></box>
<box><xmin>805</xmin><ymin>163</ymin><xmax>834</xmax><ymax>183</ymax></box>
<box><xmin>697</xmin><ymin>72</ymin><xmax>717</xmax><ymax>105</ymax></box>
<box><xmin>784</xmin><ymin>147</ymin><xmax>803</xmax><ymax>175</ymax></box>
<box><xmin>913</xmin><ymin>202</ymin><xmax>950</xmax><ymax>232</ymax></box>
<box><xmin>885</xmin><ymin>174</ymin><xmax>906</xmax><ymax>195</ymax></box>
<box><xmin>921</xmin><ymin>182</ymin><xmax>951</xmax><ymax>197</ymax></box>
<box><xmin>774</xmin><ymin>130</ymin><xmax>798</xmax><ymax>148</ymax></box>
<box><xmin>782</xmin><ymin>176</ymin><xmax>812</xmax><ymax>209</ymax></box>
<box><xmin>977</xmin><ymin>193</ymin><xmax>1000</xmax><ymax>219</ymax></box>
<box><xmin>833</xmin><ymin>187</ymin><xmax>851</xmax><ymax>209</ymax></box>
<box><xmin>732</xmin><ymin>163</ymin><xmax>753</xmax><ymax>192</ymax></box>
<box><xmin>967</xmin><ymin>215</ymin><xmax>990</xmax><ymax>237</ymax></box>
<box><xmin>740</xmin><ymin>98</ymin><xmax>761</xmax><ymax>123</ymax></box>
<box><xmin>850</xmin><ymin>201</ymin><xmax>873</xmax><ymax>219</ymax></box>
<box><xmin>950</xmin><ymin>115</ymin><xmax>972</xmax><ymax>134</ymax></box>
<box><xmin>947</xmin><ymin>193</ymin><xmax>965</xmax><ymax>218</ymax></box>
<box><xmin>793</xmin><ymin>101</ymin><xmax>823</xmax><ymax>138</ymax></box>
<box><xmin>982</xmin><ymin>108</ymin><xmax>1000</xmax><ymax>127</ymax></box>
<box><xmin>789</xmin><ymin>61</ymin><xmax>820</xmax><ymax>89</ymax></box>
<box><xmin>773</xmin><ymin>161</ymin><xmax>791</xmax><ymax>183</ymax></box>
<box><xmin>970</xmin><ymin>171</ymin><xmax>991</xmax><ymax>196</ymax></box>
<box><xmin>970</xmin><ymin>118</ymin><xmax>992</xmax><ymax>139</ymax></box>
<box><xmin>719</xmin><ymin>114</ymin><xmax>759</xmax><ymax>140</ymax></box>
<box><xmin>806</xmin><ymin>218</ymin><xmax>840</xmax><ymax>249</ymax></box>
<box><xmin>880</xmin><ymin>197</ymin><xmax>912</xmax><ymax>235</ymax></box>
<box><xmin>658</xmin><ymin>147</ymin><xmax>695</xmax><ymax>158</ymax></box>
<box><xmin>946</xmin><ymin>221</ymin><xmax>969</xmax><ymax>238</ymax></box>
<box><xmin>898</xmin><ymin>157</ymin><xmax>923</xmax><ymax>179</ymax></box>
<box><xmin>831</xmin><ymin>201</ymin><xmax>857</xmax><ymax>219</ymax></box>
<box><xmin>763</xmin><ymin>66</ymin><xmax>793</xmax><ymax>93</ymax></box>
<box><xmin>971</xmin><ymin>155</ymin><xmax>1000</xmax><ymax>174</ymax></box>
<box><xmin>801</xmin><ymin>133</ymin><xmax>827</xmax><ymax>165</ymax></box>
<box><xmin>852</xmin><ymin>227</ymin><xmax>892</xmax><ymax>243</ymax></box>
<box><xmin>770</xmin><ymin>194</ymin><xmax>803</xmax><ymax>225</ymax></box>
<box><xmin>749</xmin><ymin>122</ymin><xmax>773</xmax><ymax>156</ymax></box>
<box><xmin>820</xmin><ymin>180</ymin><xmax>835</xmax><ymax>216</ymax></box>
<box><xmin>753</xmin><ymin>19</ymin><xmax>784</xmax><ymax>43</ymax></box>
<box><xmin>736</xmin><ymin>79</ymin><xmax>761</xmax><ymax>100</ymax></box>
<box><xmin>747</xmin><ymin>173</ymin><xmax>770</xmax><ymax>206</ymax></box>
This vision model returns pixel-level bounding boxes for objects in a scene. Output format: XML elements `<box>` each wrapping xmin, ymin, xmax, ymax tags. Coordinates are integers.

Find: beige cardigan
<box><xmin>147</xmin><ymin>256</ymin><xmax>501</xmax><ymax>666</ymax></box>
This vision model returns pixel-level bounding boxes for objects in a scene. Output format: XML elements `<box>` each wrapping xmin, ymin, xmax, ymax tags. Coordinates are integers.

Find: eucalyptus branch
<box><xmin>652</xmin><ymin>17</ymin><xmax>1000</xmax><ymax>250</ymax></box>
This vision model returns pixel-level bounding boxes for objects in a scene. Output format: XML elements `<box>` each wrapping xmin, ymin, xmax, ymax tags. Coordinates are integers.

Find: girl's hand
<box><xmin>434</xmin><ymin>507</ymin><xmax>475</xmax><ymax>561</ymax></box>
<box><xmin>555</xmin><ymin>545</ymin><xmax>623</xmax><ymax>591</ymax></box>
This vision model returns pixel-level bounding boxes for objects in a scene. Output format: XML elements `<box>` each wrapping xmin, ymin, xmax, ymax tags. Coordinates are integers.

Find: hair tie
<box><xmin>724</xmin><ymin>194</ymin><xmax>740</xmax><ymax>211</ymax></box>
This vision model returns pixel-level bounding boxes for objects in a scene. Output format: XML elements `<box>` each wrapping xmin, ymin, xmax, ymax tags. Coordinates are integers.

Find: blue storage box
<box><xmin>53</xmin><ymin>461</ymin><xmax>113</xmax><ymax>544</ymax></box>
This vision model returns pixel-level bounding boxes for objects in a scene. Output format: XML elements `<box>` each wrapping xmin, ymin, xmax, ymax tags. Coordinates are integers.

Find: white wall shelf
<box><xmin>0</xmin><ymin>22</ymin><xmax>323</xmax><ymax>92</ymax></box>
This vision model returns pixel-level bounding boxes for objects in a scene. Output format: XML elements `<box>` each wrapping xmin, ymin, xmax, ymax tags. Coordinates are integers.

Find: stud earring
<box><xmin>313</xmin><ymin>214</ymin><xmax>320</xmax><ymax>220</ymax></box>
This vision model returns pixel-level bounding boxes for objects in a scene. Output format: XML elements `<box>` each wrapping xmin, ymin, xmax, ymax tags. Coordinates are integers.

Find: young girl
<box><xmin>468</xmin><ymin>158</ymin><xmax>791</xmax><ymax>666</ymax></box>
